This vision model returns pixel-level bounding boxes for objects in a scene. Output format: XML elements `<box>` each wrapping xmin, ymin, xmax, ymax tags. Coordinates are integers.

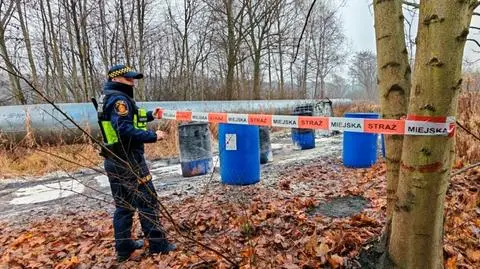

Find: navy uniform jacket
<box><xmin>102</xmin><ymin>81</ymin><xmax>156</xmax><ymax>177</ymax></box>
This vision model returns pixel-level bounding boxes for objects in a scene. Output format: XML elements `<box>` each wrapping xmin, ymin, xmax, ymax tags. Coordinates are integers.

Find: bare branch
<box><xmin>451</xmin><ymin>162</ymin><xmax>480</xmax><ymax>176</ymax></box>
<box><xmin>291</xmin><ymin>0</ymin><xmax>317</xmax><ymax>64</ymax></box>
<box><xmin>402</xmin><ymin>1</ymin><xmax>419</xmax><ymax>9</ymax></box>
<box><xmin>467</xmin><ymin>38</ymin><xmax>480</xmax><ymax>48</ymax></box>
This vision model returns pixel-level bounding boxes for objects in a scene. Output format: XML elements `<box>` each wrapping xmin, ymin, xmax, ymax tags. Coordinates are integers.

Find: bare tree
<box><xmin>244</xmin><ymin>0</ymin><xmax>280</xmax><ymax>99</ymax></box>
<box><xmin>308</xmin><ymin>0</ymin><xmax>347</xmax><ymax>99</ymax></box>
<box><xmin>348</xmin><ymin>50</ymin><xmax>377</xmax><ymax>101</ymax></box>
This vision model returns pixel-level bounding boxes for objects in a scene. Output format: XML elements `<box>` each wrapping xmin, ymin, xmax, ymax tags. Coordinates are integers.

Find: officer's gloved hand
<box><xmin>156</xmin><ymin>130</ymin><xmax>166</xmax><ymax>141</ymax></box>
<box><xmin>153</xmin><ymin>107</ymin><xmax>163</xmax><ymax>119</ymax></box>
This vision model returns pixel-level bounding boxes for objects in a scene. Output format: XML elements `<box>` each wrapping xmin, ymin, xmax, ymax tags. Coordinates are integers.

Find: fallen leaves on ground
<box><xmin>0</xmin><ymin>158</ymin><xmax>478</xmax><ymax>268</ymax></box>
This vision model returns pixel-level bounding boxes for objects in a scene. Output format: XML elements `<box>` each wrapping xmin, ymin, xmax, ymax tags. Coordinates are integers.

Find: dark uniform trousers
<box><xmin>105</xmin><ymin>155</ymin><xmax>169</xmax><ymax>256</ymax></box>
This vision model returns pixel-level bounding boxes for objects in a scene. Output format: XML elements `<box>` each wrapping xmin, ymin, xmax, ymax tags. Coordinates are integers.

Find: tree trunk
<box><xmin>253</xmin><ymin>50</ymin><xmax>261</xmax><ymax>100</ymax></box>
<box><xmin>388</xmin><ymin>1</ymin><xmax>475</xmax><ymax>268</ymax></box>
<box><xmin>119</xmin><ymin>0</ymin><xmax>131</xmax><ymax>66</ymax></box>
<box><xmin>320</xmin><ymin>76</ymin><xmax>325</xmax><ymax>99</ymax></box>
<box><xmin>64</xmin><ymin>1</ymin><xmax>81</xmax><ymax>102</ymax></box>
<box><xmin>70</xmin><ymin>0</ymin><xmax>89</xmax><ymax>100</ymax></box>
<box><xmin>46</xmin><ymin>0</ymin><xmax>68</xmax><ymax>101</ymax></box>
<box><xmin>137</xmin><ymin>0</ymin><xmax>146</xmax><ymax>100</ymax></box>
<box><xmin>225</xmin><ymin>0</ymin><xmax>236</xmax><ymax>100</ymax></box>
<box><xmin>372</xmin><ymin>0</ymin><xmax>411</xmax><ymax>257</ymax></box>
<box><xmin>302</xmin><ymin>39</ymin><xmax>310</xmax><ymax>99</ymax></box>
<box><xmin>16</xmin><ymin>0</ymin><xmax>40</xmax><ymax>102</ymax></box>
<box><xmin>277</xmin><ymin>11</ymin><xmax>285</xmax><ymax>99</ymax></box>
<box><xmin>40</xmin><ymin>3</ymin><xmax>51</xmax><ymax>98</ymax></box>
<box><xmin>0</xmin><ymin>29</ymin><xmax>25</xmax><ymax>104</ymax></box>
<box><xmin>0</xmin><ymin>1</ymin><xmax>25</xmax><ymax>104</ymax></box>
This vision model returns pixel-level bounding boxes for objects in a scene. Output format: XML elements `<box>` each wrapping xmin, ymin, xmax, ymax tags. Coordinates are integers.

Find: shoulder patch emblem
<box><xmin>115</xmin><ymin>100</ymin><xmax>129</xmax><ymax>116</ymax></box>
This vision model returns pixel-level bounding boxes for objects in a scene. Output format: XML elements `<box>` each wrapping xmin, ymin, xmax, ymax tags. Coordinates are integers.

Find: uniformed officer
<box><xmin>95</xmin><ymin>64</ymin><xmax>176</xmax><ymax>262</ymax></box>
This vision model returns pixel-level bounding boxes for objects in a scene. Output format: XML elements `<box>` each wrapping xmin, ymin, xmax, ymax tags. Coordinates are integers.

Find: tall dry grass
<box><xmin>456</xmin><ymin>91</ymin><xmax>480</xmax><ymax>163</ymax></box>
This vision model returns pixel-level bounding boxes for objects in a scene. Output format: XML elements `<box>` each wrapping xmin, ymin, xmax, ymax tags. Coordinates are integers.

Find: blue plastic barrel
<box><xmin>219</xmin><ymin>124</ymin><xmax>260</xmax><ymax>185</ymax></box>
<box><xmin>291</xmin><ymin>110</ymin><xmax>315</xmax><ymax>150</ymax></box>
<box><xmin>178</xmin><ymin>122</ymin><xmax>213</xmax><ymax>177</ymax></box>
<box><xmin>343</xmin><ymin>113</ymin><xmax>379</xmax><ymax>168</ymax></box>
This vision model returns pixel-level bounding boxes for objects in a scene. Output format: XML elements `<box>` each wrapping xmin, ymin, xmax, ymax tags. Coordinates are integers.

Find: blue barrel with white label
<box><xmin>343</xmin><ymin>113</ymin><xmax>379</xmax><ymax>168</ymax></box>
<box><xmin>219</xmin><ymin>123</ymin><xmax>260</xmax><ymax>185</ymax></box>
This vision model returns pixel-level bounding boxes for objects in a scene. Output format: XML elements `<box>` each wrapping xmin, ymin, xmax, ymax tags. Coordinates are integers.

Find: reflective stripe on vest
<box><xmin>134</xmin><ymin>108</ymin><xmax>148</xmax><ymax>130</ymax></box>
<box><xmin>99</xmin><ymin>108</ymin><xmax>147</xmax><ymax>144</ymax></box>
<box><xmin>101</xmin><ymin>121</ymin><xmax>118</xmax><ymax>145</ymax></box>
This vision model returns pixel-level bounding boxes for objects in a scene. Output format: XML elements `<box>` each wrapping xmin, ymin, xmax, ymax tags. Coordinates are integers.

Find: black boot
<box><xmin>116</xmin><ymin>239</ymin><xmax>144</xmax><ymax>262</ymax></box>
<box><xmin>146</xmin><ymin>242</ymin><xmax>177</xmax><ymax>256</ymax></box>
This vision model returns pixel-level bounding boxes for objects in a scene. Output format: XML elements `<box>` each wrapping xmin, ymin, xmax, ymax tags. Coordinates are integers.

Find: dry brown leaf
<box><xmin>445</xmin><ymin>256</ymin><xmax>457</xmax><ymax>269</ymax></box>
<box><xmin>466</xmin><ymin>249</ymin><xmax>480</xmax><ymax>262</ymax></box>
<box><xmin>328</xmin><ymin>254</ymin><xmax>344</xmax><ymax>268</ymax></box>
<box><xmin>315</xmin><ymin>241</ymin><xmax>330</xmax><ymax>257</ymax></box>
<box><xmin>10</xmin><ymin>232</ymin><xmax>33</xmax><ymax>248</ymax></box>
<box><xmin>281</xmin><ymin>263</ymin><xmax>300</xmax><ymax>269</ymax></box>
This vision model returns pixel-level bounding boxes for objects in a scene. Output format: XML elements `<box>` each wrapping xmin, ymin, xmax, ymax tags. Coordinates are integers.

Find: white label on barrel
<box><xmin>225</xmin><ymin>134</ymin><xmax>237</xmax><ymax>151</ymax></box>
<box><xmin>329</xmin><ymin>117</ymin><xmax>364</xmax><ymax>132</ymax></box>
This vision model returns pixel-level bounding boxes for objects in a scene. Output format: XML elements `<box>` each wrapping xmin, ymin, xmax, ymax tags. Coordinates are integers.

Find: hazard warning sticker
<box><xmin>225</xmin><ymin>134</ymin><xmax>237</xmax><ymax>151</ymax></box>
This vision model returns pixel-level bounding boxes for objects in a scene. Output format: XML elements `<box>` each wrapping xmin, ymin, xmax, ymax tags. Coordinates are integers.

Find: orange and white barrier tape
<box><xmin>156</xmin><ymin>109</ymin><xmax>455</xmax><ymax>136</ymax></box>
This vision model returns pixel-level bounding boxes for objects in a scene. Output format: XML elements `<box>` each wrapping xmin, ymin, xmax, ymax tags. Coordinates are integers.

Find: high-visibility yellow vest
<box><xmin>96</xmin><ymin>95</ymin><xmax>148</xmax><ymax>145</ymax></box>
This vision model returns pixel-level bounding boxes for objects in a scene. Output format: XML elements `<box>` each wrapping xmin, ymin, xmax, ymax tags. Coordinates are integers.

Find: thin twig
<box><xmin>402</xmin><ymin>1</ymin><xmax>419</xmax><ymax>9</ymax></box>
<box><xmin>456</xmin><ymin>120</ymin><xmax>480</xmax><ymax>141</ymax></box>
<box><xmin>451</xmin><ymin>162</ymin><xmax>480</xmax><ymax>176</ymax></box>
<box><xmin>467</xmin><ymin>38</ymin><xmax>480</xmax><ymax>49</ymax></box>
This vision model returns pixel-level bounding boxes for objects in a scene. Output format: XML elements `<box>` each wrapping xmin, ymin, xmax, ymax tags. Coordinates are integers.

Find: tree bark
<box><xmin>64</xmin><ymin>0</ymin><xmax>81</xmax><ymax>102</ymax></box>
<box><xmin>388</xmin><ymin>1</ymin><xmax>475</xmax><ymax>267</ymax></box>
<box><xmin>137</xmin><ymin>0</ymin><xmax>146</xmax><ymax>100</ymax></box>
<box><xmin>372</xmin><ymin>0</ymin><xmax>411</xmax><ymax>258</ymax></box>
<box><xmin>225</xmin><ymin>0</ymin><xmax>236</xmax><ymax>100</ymax></box>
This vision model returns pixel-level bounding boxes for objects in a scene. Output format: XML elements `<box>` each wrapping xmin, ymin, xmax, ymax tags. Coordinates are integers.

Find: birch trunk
<box><xmin>372</xmin><ymin>0</ymin><xmax>411</xmax><ymax>254</ymax></box>
<box><xmin>388</xmin><ymin>1</ymin><xmax>476</xmax><ymax>267</ymax></box>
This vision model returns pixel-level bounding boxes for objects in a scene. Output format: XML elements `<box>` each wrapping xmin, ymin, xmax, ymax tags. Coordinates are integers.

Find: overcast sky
<box><xmin>340</xmin><ymin>0</ymin><xmax>480</xmax><ymax>70</ymax></box>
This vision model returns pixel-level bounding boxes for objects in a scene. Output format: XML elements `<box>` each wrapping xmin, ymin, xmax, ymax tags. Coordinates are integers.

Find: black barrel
<box><xmin>178</xmin><ymin>122</ymin><xmax>213</xmax><ymax>177</ymax></box>
<box><xmin>259</xmin><ymin>127</ymin><xmax>272</xmax><ymax>164</ymax></box>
